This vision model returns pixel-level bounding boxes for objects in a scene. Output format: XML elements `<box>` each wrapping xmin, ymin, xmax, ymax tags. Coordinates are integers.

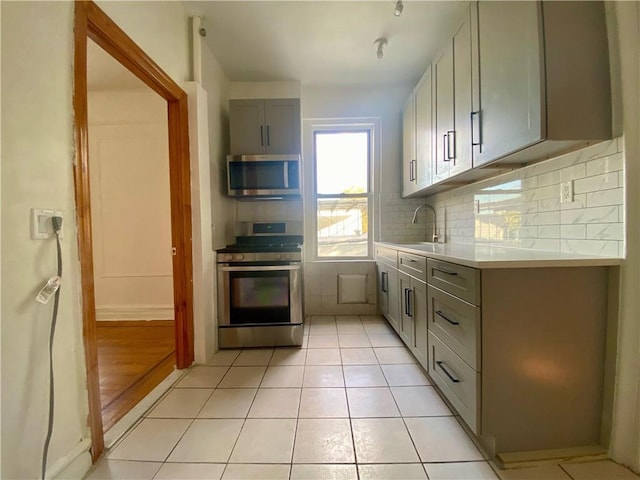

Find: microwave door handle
<box><xmin>283</xmin><ymin>162</ymin><xmax>289</xmax><ymax>188</ymax></box>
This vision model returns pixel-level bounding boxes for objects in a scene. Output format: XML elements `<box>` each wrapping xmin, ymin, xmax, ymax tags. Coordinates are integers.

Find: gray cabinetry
<box><xmin>473</xmin><ymin>1</ymin><xmax>611</xmax><ymax>166</ymax></box>
<box><xmin>398</xmin><ymin>252</ymin><xmax>428</xmax><ymax>369</ymax></box>
<box><xmin>229</xmin><ymin>98</ymin><xmax>301</xmax><ymax>155</ymax></box>
<box><xmin>425</xmin><ymin>257</ymin><xmax>610</xmax><ymax>458</ymax></box>
<box><xmin>375</xmin><ymin>246</ymin><xmax>400</xmax><ymax>333</ymax></box>
<box><xmin>399</xmin><ymin>1</ymin><xmax>611</xmax><ymax>196</ymax></box>
<box><xmin>403</xmin><ymin>66</ymin><xmax>434</xmax><ymax>197</ymax></box>
<box><xmin>427</xmin><ymin>258</ymin><xmax>482</xmax><ymax>434</ymax></box>
<box><xmin>401</xmin><ymin>94</ymin><xmax>417</xmax><ymax>196</ymax></box>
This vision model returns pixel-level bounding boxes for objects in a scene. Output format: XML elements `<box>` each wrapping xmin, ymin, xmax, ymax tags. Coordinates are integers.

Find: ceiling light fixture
<box><xmin>394</xmin><ymin>0</ymin><xmax>404</xmax><ymax>17</ymax></box>
<box><xmin>374</xmin><ymin>37</ymin><xmax>387</xmax><ymax>60</ymax></box>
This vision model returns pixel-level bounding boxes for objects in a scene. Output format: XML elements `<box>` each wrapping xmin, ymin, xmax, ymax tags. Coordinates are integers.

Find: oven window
<box><xmin>229</xmin><ymin>270</ymin><xmax>291</xmax><ymax>324</ymax></box>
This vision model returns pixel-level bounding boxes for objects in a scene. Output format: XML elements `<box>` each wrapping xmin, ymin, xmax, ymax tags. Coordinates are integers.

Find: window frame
<box><xmin>303</xmin><ymin>119</ymin><xmax>380</xmax><ymax>261</ymax></box>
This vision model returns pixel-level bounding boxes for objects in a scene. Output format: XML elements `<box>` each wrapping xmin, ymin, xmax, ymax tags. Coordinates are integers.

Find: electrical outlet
<box><xmin>31</xmin><ymin>208</ymin><xmax>63</xmax><ymax>239</ymax></box>
<box><xmin>560</xmin><ymin>181</ymin><xmax>574</xmax><ymax>203</ymax></box>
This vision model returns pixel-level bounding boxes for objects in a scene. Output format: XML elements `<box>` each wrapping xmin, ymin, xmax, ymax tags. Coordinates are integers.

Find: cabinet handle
<box><xmin>436</xmin><ymin>310</ymin><xmax>460</xmax><ymax>326</ymax></box>
<box><xmin>409</xmin><ymin>159</ymin><xmax>417</xmax><ymax>181</ymax></box>
<box><xmin>433</xmin><ymin>267</ymin><xmax>458</xmax><ymax>276</ymax></box>
<box><xmin>260</xmin><ymin>126</ymin><xmax>264</xmax><ymax>147</ymax></box>
<box><xmin>404</xmin><ymin>288</ymin><xmax>411</xmax><ymax>316</ymax></box>
<box><xmin>436</xmin><ymin>361</ymin><xmax>460</xmax><ymax>383</ymax></box>
<box><xmin>443</xmin><ymin>134</ymin><xmax>449</xmax><ymax>162</ymax></box>
<box><xmin>447</xmin><ymin>130</ymin><xmax>456</xmax><ymax>161</ymax></box>
<box><xmin>471</xmin><ymin>111</ymin><xmax>481</xmax><ymax>147</ymax></box>
<box><xmin>407</xmin><ymin>288</ymin><xmax>414</xmax><ymax>317</ymax></box>
<box><xmin>266</xmin><ymin>125</ymin><xmax>271</xmax><ymax>146</ymax></box>
<box><xmin>381</xmin><ymin>271</ymin><xmax>388</xmax><ymax>293</ymax></box>
<box><xmin>412</xmin><ymin>160</ymin><xmax>417</xmax><ymax>181</ymax></box>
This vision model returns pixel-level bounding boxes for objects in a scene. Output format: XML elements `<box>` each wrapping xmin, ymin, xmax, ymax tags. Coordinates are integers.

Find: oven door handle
<box><xmin>218</xmin><ymin>264</ymin><xmax>301</xmax><ymax>272</ymax></box>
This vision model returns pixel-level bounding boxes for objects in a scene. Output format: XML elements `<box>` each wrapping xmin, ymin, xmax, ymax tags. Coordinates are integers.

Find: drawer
<box><xmin>428</xmin><ymin>331</ymin><xmax>480</xmax><ymax>434</ymax></box>
<box><xmin>375</xmin><ymin>246</ymin><xmax>398</xmax><ymax>268</ymax></box>
<box><xmin>427</xmin><ymin>259</ymin><xmax>481</xmax><ymax>305</ymax></box>
<box><xmin>398</xmin><ymin>252</ymin><xmax>427</xmax><ymax>282</ymax></box>
<box><xmin>428</xmin><ymin>286</ymin><xmax>481</xmax><ymax>370</ymax></box>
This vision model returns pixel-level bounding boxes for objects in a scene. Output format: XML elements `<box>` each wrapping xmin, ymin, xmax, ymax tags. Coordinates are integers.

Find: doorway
<box><xmin>73</xmin><ymin>1</ymin><xmax>194</xmax><ymax>461</ymax></box>
<box><xmin>86</xmin><ymin>38</ymin><xmax>176</xmax><ymax>431</ymax></box>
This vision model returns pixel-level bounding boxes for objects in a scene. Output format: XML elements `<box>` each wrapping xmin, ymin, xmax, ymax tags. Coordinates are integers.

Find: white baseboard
<box><xmin>95</xmin><ymin>304</ymin><xmax>174</xmax><ymax>321</ymax></box>
<box><xmin>48</xmin><ymin>437</ymin><xmax>92</xmax><ymax>480</ymax></box>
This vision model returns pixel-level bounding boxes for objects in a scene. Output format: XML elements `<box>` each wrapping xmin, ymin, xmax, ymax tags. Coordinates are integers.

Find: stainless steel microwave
<box><xmin>227</xmin><ymin>154</ymin><xmax>301</xmax><ymax>198</ymax></box>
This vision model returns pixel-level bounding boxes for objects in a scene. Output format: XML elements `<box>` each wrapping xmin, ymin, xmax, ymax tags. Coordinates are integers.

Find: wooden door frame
<box><xmin>73</xmin><ymin>1</ymin><xmax>194</xmax><ymax>461</ymax></box>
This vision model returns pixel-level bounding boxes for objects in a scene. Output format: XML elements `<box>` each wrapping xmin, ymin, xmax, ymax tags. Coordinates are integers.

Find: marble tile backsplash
<box><xmin>420</xmin><ymin>138</ymin><xmax>625</xmax><ymax>257</ymax></box>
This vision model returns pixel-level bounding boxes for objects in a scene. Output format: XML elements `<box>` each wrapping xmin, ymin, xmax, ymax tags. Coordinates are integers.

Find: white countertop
<box><xmin>376</xmin><ymin>242</ymin><xmax>622</xmax><ymax>269</ymax></box>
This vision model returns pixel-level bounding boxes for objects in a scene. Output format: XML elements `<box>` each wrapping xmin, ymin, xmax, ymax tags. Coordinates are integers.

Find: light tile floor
<box><xmin>86</xmin><ymin>315</ymin><xmax>639</xmax><ymax>480</ymax></box>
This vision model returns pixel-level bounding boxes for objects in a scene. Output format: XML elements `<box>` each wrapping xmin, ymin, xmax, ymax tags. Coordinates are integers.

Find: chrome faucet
<box><xmin>411</xmin><ymin>203</ymin><xmax>439</xmax><ymax>243</ymax></box>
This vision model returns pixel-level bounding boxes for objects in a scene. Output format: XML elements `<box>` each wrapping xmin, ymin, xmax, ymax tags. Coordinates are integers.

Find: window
<box><xmin>311</xmin><ymin>125</ymin><xmax>374</xmax><ymax>258</ymax></box>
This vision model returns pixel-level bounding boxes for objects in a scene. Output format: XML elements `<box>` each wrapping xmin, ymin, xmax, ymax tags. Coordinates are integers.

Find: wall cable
<box><xmin>41</xmin><ymin>218</ymin><xmax>63</xmax><ymax>480</ymax></box>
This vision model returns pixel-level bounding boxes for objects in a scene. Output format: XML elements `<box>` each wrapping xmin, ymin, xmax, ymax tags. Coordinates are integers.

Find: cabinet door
<box><xmin>401</xmin><ymin>93</ymin><xmax>417</xmax><ymax>197</ymax></box>
<box><xmin>398</xmin><ymin>272</ymin><xmax>414</xmax><ymax>347</ymax></box>
<box><xmin>474</xmin><ymin>1</ymin><xmax>543</xmax><ymax>166</ymax></box>
<box><xmin>229</xmin><ymin>99</ymin><xmax>266</xmax><ymax>154</ymax></box>
<box><xmin>377</xmin><ymin>263</ymin><xmax>389</xmax><ymax>318</ymax></box>
<box><xmin>387</xmin><ymin>267</ymin><xmax>400</xmax><ymax>334</ymax></box>
<box><xmin>264</xmin><ymin>99</ymin><xmax>301</xmax><ymax>154</ymax></box>
<box><xmin>412</xmin><ymin>279</ymin><xmax>428</xmax><ymax>369</ymax></box>
<box><xmin>415</xmin><ymin>66</ymin><xmax>433</xmax><ymax>189</ymax></box>
<box><xmin>433</xmin><ymin>44</ymin><xmax>454</xmax><ymax>183</ymax></box>
<box><xmin>451</xmin><ymin>9</ymin><xmax>474</xmax><ymax>177</ymax></box>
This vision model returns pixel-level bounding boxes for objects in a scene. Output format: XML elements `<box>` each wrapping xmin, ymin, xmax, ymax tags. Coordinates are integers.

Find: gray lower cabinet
<box><xmin>375</xmin><ymin>246</ymin><xmax>400</xmax><ymax>334</ymax></box>
<box><xmin>426</xmin><ymin>258</ymin><xmax>610</xmax><ymax>458</ymax></box>
<box><xmin>398</xmin><ymin>252</ymin><xmax>429</xmax><ymax>370</ymax></box>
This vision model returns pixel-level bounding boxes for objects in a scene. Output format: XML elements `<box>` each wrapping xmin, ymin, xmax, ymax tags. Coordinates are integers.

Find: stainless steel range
<box><xmin>216</xmin><ymin>222</ymin><xmax>303</xmax><ymax>348</ymax></box>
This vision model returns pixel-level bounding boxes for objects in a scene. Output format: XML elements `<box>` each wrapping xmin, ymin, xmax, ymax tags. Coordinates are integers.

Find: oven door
<box><xmin>217</xmin><ymin>263</ymin><xmax>303</xmax><ymax>326</ymax></box>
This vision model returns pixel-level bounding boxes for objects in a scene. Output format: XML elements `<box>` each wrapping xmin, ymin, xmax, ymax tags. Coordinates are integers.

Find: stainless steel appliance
<box><xmin>227</xmin><ymin>154</ymin><xmax>301</xmax><ymax>198</ymax></box>
<box><xmin>217</xmin><ymin>222</ymin><xmax>304</xmax><ymax>348</ymax></box>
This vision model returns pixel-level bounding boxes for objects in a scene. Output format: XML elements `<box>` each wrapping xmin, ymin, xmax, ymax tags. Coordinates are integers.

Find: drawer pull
<box><xmin>434</xmin><ymin>267</ymin><xmax>458</xmax><ymax>276</ymax></box>
<box><xmin>405</xmin><ymin>258</ymin><xmax>417</xmax><ymax>263</ymax></box>
<box><xmin>381</xmin><ymin>271</ymin><xmax>388</xmax><ymax>293</ymax></box>
<box><xmin>436</xmin><ymin>361</ymin><xmax>460</xmax><ymax>383</ymax></box>
<box><xmin>435</xmin><ymin>310</ymin><xmax>459</xmax><ymax>326</ymax></box>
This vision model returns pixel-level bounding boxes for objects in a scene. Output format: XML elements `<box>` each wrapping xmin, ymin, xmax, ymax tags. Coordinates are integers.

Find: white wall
<box><xmin>0</xmin><ymin>1</ymin><xmax>192</xmax><ymax>477</ymax></box>
<box><xmin>301</xmin><ymin>85</ymin><xmax>415</xmax><ymax>314</ymax></box>
<box><xmin>190</xmin><ymin>33</ymin><xmax>232</xmax><ymax>362</ymax></box>
<box><xmin>88</xmin><ymin>90</ymin><xmax>174</xmax><ymax>321</ymax></box>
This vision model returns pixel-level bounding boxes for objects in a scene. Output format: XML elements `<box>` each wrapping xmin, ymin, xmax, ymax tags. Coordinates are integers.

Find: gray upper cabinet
<box><xmin>402</xmin><ymin>67</ymin><xmax>433</xmax><ymax>197</ymax></box>
<box><xmin>400</xmin><ymin>1</ymin><xmax>611</xmax><ymax>196</ymax></box>
<box><xmin>450</xmin><ymin>8</ymin><xmax>474</xmax><ymax>177</ymax></box>
<box><xmin>401</xmin><ymin>93</ymin><xmax>417</xmax><ymax>196</ymax></box>
<box><xmin>229</xmin><ymin>98</ymin><xmax>301</xmax><ymax>155</ymax></box>
<box><xmin>433</xmin><ymin>5</ymin><xmax>475</xmax><ymax>184</ymax></box>
<box><xmin>415</xmin><ymin>65</ymin><xmax>434</xmax><ymax>190</ymax></box>
<box><xmin>473</xmin><ymin>1</ymin><xmax>611</xmax><ymax>167</ymax></box>
<box><xmin>433</xmin><ymin>44</ymin><xmax>454</xmax><ymax>184</ymax></box>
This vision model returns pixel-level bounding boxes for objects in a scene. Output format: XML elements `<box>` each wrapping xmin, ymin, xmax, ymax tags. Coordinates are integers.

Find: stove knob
<box><xmin>234</xmin><ymin>254</ymin><xmax>245</xmax><ymax>261</ymax></box>
<box><xmin>283</xmin><ymin>254</ymin><xmax>291</xmax><ymax>261</ymax></box>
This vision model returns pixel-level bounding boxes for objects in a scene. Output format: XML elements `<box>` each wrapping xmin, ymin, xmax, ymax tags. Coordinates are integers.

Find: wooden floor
<box><xmin>97</xmin><ymin>321</ymin><xmax>175</xmax><ymax>431</ymax></box>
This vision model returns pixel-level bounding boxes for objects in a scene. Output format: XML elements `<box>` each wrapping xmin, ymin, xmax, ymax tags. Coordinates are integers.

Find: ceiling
<box><xmin>182</xmin><ymin>1</ymin><xmax>469</xmax><ymax>86</ymax></box>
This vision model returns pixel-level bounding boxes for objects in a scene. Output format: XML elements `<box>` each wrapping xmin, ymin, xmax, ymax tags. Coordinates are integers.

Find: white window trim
<box><xmin>302</xmin><ymin>117</ymin><xmax>381</xmax><ymax>261</ymax></box>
